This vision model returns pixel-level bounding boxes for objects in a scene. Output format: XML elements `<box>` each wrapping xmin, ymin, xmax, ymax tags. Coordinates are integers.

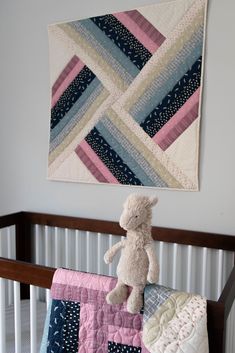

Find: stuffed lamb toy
<box><xmin>104</xmin><ymin>194</ymin><xmax>159</xmax><ymax>314</ymax></box>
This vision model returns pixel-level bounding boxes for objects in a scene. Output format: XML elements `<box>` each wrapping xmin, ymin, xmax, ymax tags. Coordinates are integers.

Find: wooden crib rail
<box><xmin>1</xmin><ymin>211</ymin><xmax>235</xmax><ymax>251</ymax></box>
<box><xmin>0</xmin><ymin>257</ymin><xmax>55</xmax><ymax>288</ymax></box>
<box><xmin>0</xmin><ymin>212</ymin><xmax>22</xmax><ymax>229</ymax></box>
<box><xmin>21</xmin><ymin>211</ymin><xmax>235</xmax><ymax>251</ymax></box>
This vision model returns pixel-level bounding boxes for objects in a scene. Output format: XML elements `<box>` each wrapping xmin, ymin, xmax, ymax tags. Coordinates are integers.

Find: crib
<box><xmin>0</xmin><ymin>211</ymin><xmax>235</xmax><ymax>353</ymax></box>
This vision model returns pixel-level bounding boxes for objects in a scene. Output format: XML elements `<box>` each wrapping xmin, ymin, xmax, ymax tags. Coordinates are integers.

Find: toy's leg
<box><xmin>127</xmin><ymin>286</ymin><xmax>144</xmax><ymax>314</ymax></box>
<box><xmin>106</xmin><ymin>280</ymin><xmax>128</xmax><ymax>305</ymax></box>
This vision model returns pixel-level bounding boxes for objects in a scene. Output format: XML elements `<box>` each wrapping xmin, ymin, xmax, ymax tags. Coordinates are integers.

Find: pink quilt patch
<box><xmin>43</xmin><ymin>268</ymin><xmax>150</xmax><ymax>353</ymax></box>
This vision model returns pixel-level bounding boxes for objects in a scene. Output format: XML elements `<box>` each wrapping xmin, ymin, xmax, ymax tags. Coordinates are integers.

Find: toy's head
<box><xmin>119</xmin><ymin>194</ymin><xmax>158</xmax><ymax>231</ymax></box>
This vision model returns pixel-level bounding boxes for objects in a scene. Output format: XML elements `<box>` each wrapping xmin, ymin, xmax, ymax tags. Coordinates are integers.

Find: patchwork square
<box><xmin>47</xmin><ymin>300</ymin><xmax>80</xmax><ymax>353</ymax></box>
<box><xmin>48</xmin><ymin>0</ymin><xmax>208</xmax><ymax>190</ymax></box>
<box><xmin>41</xmin><ymin>269</ymin><xmax>148</xmax><ymax>353</ymax></box>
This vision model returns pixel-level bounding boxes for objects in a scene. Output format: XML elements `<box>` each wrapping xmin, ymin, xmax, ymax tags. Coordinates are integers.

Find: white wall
<box><xmin>0</xmin><ymin>0</ymin><xmax>234</xmax><ymax>235</ymax></box>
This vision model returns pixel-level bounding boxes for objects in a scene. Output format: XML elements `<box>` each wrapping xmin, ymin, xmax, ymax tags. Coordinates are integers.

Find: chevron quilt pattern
<box><xmin>48</xmin><ymin>0</ymin><xmax>207</xmax><ymax>190</ymax></box>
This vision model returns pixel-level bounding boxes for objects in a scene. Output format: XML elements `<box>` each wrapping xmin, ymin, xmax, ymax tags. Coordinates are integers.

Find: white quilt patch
<box><xmin>143</xmin><ymin>285</ymin><xmax>209</xmax><ymax>353</ymax></box>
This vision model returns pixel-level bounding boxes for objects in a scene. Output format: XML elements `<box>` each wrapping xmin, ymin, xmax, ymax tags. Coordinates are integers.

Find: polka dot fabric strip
<box><xmin>108</xmin><ymin>341</ymin><xmax>142</xmax><ymax>353</ymax></box>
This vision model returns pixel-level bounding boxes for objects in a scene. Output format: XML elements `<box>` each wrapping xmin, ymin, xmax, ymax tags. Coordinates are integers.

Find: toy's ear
<box><xmin>149</xmin><ymin>196</ymin><xmax>158</xmax><ymax>207</ymax></box>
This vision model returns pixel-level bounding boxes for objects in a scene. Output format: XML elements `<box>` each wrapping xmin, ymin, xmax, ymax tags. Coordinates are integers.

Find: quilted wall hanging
<box><xmin>47</xmin><ymin>0</ymin><xmax>208</xmax><ymax>190</ymax></box>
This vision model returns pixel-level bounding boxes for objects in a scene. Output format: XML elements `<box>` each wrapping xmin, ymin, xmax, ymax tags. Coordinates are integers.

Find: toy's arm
<box><xmin>104</xmin><ymin>240</ymin><xmax>125</xmax><ymax>264</ymax></box>
<box><xmin>145</xmin><ymin>243</ymin><xmax>159</xmax><ymax>284</ymax></box>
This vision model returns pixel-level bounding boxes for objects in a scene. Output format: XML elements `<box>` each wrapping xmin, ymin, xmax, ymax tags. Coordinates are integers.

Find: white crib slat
<box><xmin>35</xmin><ymin>225</ymin><xmax>40</xmax><ymax>265</ymax></box>
<box><xmin>158</xmin><ymin>241</ymin><xmax>164</xmax><ymax>285</ymax></box>
<box><xmin>65</xmin><ymin>228</ymin><xmax>69</xmax><ymax>268</ymax></box>
<box><xmin>97</xmin><ymin>233</ymin><xmax>101</xmax><ymax>275</ymax></box>
<box><xmin>46</xmin><ymin>289</ymin><xmax>51</xmax><ymax>309</ymax></box>
<box><xmin>14</xmin><ymin>281</ymin><xmax>21</xmax><ymax>353</ymax></box>
<box><xmin>7</xmin><ymin>227</ymin><xmax>13</xmax><ymax>305</ymax></box>
<box><xmin>217</xmin><ymin>249</ymin><xmax>223</xmax><ymax>300</ymax></box>
<box><xmin>8</xmin><ymin>280</ymin><xmax>13</xmax><ymax>307</ymax></box>
<box><xmin>201</xmin><ymin>247</ymin><xmax>207</xmax><ymax>297</ymax></box>
<box><xmin>34</xmin><ymin>225</ymin><xmax>40</xmax><ymax>300</ymax></box>
<box><xmin>76</xmin><ymin>230</ymin><xmax>85</xmax><ymax>271</ymax></box>
<box><xmin>54</xmin><ymin>227</ymin><xmax>59</xmax><ymax>268</ymax></box>
<box><xmin>0</xmin><ymin>278</ymin><xmax>6</xmax><ymax>353</ymax></box>
<box><xmin>45</xmin><ymin>226</ymin><xmax>50</xmax><ymax>267</ymax></box>
<box><xmin>172</xmin><ymin>244</ymin><xmax>178</xmax><ymax>289</ymax></box>
<box><xmin>7</xmin><ymin>227</ymin><xmax>12</xmax><ymax>259</ymax></box>
<box><xmin>186</xmin><ymin>245</ymin><xmax>192</xmax><ymax>292</ymax></box>
<box><xmin>86</xmin><ymin>231</ymin><xmax>90</xmax><ymax>272</ymax></box>
<box><xmin>75</xmin><ymin>230</ymin><xmax>80</xmax><ymax>270</ymax></box>
<box><xmin>108</xmin><ymin>234</ymin><xmax>113</xmax><ymax>276</ymax></box>
<box><xmin>30</xmin><ymin>285</ymin><xmax>37</xmax><ymax>353</ymax></box>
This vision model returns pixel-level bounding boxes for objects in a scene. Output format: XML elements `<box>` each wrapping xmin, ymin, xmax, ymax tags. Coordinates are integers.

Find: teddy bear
<box><xmin>104</xmin><ymin>194</ymin><xmax>159</xmax><ymax>314</ymax></box>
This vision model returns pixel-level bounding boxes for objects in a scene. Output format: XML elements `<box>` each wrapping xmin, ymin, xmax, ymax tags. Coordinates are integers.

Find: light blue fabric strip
<box><xmin>144</xmin><ymin>284</ymin><xmax>175</xmax><ymax>323</ymax></box>
<box><xmin>70</xmin><ymin>19</ymin><xmax>139</xmax><ymax>80</ymax></box>
<box><xmin>40</xmin><ymin>300</ymin><xmax>52</xmax><ymax>353</ymax></box>
<box><xmin>130</xmin><ymin>26</ymin><xmax>204</xmax><ymax>122</ymax></box>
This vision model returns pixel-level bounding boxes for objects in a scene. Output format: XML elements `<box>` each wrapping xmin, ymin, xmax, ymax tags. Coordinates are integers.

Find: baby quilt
<box><xmin>40</xmin><ymin>269</ymin><xmax>208</xmax><ymax>353</ymax></box>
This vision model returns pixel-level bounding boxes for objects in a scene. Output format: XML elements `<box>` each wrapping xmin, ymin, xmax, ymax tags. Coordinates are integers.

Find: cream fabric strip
<box><xmin>165</xmin><ymin>119</ymin><xmax>199</xmax><ymax>186</ymax></box>
<box><xmin>49</xmin><ymin>151</ymin><xmax>97</xmax><ymax>183</ymax></box>
<box><xmin>138</xmin><ymin>0</ymin><xmax>196</xmax><ymax>37</ymax></box>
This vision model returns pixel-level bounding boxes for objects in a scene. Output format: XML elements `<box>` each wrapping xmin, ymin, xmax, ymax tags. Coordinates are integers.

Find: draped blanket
<box><xmin>143</xmin><ymin>284</ymin><xmax>209</xmax><ymax>353</ymax></box>
<box><xmin>40</xmin><ymin>269</ymin><xmax>208</xmax><ymax>353</ymax></box>
<box><xmin>47</xmin><ymin>0</ymin><xmax>208</xmax><ymax>190</ymax></box>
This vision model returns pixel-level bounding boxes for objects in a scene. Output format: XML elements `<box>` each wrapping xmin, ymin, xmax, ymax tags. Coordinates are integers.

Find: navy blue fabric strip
<box><xmin>62</xmin><ymin>301</ymin><xmax>80</xmax><ymax>353</ymax></box>
<box><xmin>47</xmin><ymin>299</ymin><xmax>80</xmax><ymax>353</ymax></box>
<box><xmin>50</xmin><ymin>66</ymin><xmax>96</xmax><ymax>130</ymax></box>
<box><xmin>108</xmin><ymin>341</ymin><xmax>142</xmax><ymax>353</ymax></box>
<box><xmin>85</xmin><ymin>127</ymin><xmax>143</xmax><ymax>185</ymax></box>
<box><xmin>90</xmin><ymin>15</ymin><xmax>152</xmax><ymax>70</ymax></box>
<box><xmin>140</xmin><ymin>56</ymin><xmax>202</xmax><ymax>137</ymax></box>
<box><xmin>47</xmin><ymin>299</ymin><xmax>66</xmax><ymax>353</ymax></box>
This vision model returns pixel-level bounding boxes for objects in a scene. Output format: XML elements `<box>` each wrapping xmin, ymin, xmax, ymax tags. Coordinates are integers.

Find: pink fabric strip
<box><xmin>52</xmin><ymin>268</ymin><xmax>116</xmax><ymax>292</ymax></box>
<box><xmin>51</xmin><ymin>58</ymin><xmax>85</xmax><ymax>108</ymax></box>
<box><xmin>153</xmin><ymin>88</ymin><xmax>200</xmax><ymax>150</ymax></box>
<box><xmin>52</xmin><ymin>56</ymin><xmax>79</xmax><ymax>95</ymax></box>
<box><xmin>78</xmin><ymin>303</ymin><xmax>97</xmax><ymax>353</ymax></box>
<box><xmin>76</xmin><ymin>145</ymin><xmax>109</xmax><ymax>183</ymax></box>
<box><xmin>77</xmin><ymin>140</ymin><xmax>120</xmax><ymax>184</ymax></box>
<box><xmin>113</xmin><ymin>12</ymin><xmax>159</xmax><ymax>54</ymax></box>
<box><xmin>125</xmin><ymin>10</ymin><xmax>165</xmax><ymax>46</ymax></box>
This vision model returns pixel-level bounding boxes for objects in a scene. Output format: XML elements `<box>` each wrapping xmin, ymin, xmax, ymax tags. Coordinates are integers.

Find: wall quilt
<box><xmin>48</xmin><ymin>0</ymin><xmax>208</xmax><ymax>190</ymax></box>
